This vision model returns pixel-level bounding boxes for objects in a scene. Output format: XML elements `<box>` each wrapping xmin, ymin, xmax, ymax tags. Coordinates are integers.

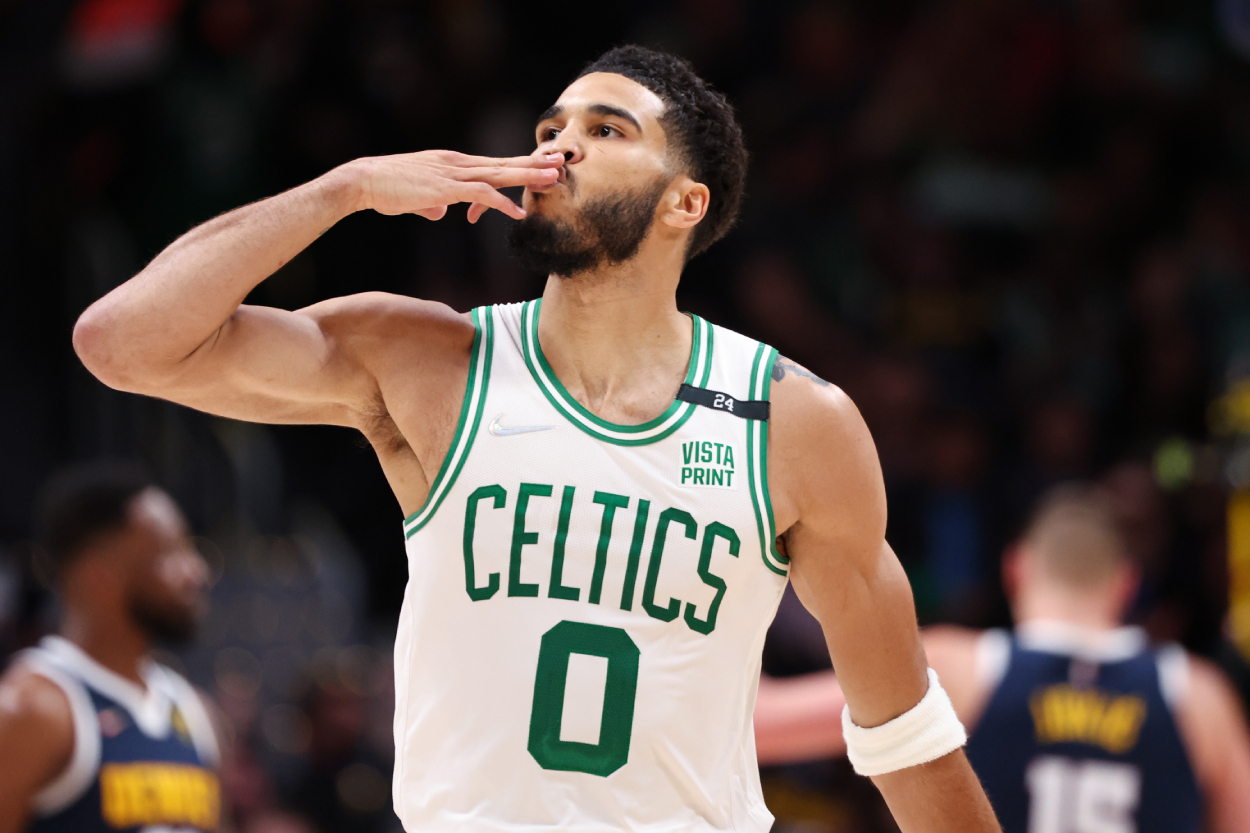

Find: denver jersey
<box><xmin>393</xmin><ymin>302</ymin><xmax>789</xmax><ymax>832</ymax></box>
<box><xmin>965</xmin><ymin>623</ymin><xmax>1201</xmax><ymax>833</ymax></box>
<box><xmin>19</xmin><ymin>636</ymin><xmax>220</xmax><ymax>833</ymax></box>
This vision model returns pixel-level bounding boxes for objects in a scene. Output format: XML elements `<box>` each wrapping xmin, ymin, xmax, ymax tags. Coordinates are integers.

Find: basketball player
<box><xmin>754</xmin><ymin>483</ymin><xmax>1250</xmax><ymax>832</ymax></box>
<box><xmin>0</xmin><ymin>463</ymin><xmax>221</xmax><ymax>833</ymax></box>
<box><xmin>70</xmin><ymin>46</ymin><xmax>997</xmax><ymax>831</ymax></box>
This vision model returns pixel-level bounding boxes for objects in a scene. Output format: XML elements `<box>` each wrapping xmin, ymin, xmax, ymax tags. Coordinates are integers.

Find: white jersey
<box><xmin>394</xmin><ymin>300</ymin><xmax>790</xmax><ymax>832</ymax></box>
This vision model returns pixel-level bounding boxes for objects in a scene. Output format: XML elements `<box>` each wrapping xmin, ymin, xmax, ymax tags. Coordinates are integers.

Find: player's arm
<box><xmin>1175</xmin><ymin>655</ymin><xmax>1250</xmax><ymax>832</ymax></box>
<box><xmin>770</xmin><ymin>361</ymin><xmax>998</xmax><ymax>833</ymax></box>
<box><xmin>0</xmin><ymin>669</ymin><xmax>75</xmax><ymax>833</ymax></box>
<box><xmin>753</xmin><ymin>627</ymin><xmax>983</xmax><ymax>766</ymax></box>
<box><xmin>72</xmin><ymin>151</ymin><xmax>563</xmax><ymax>425</ymax></box>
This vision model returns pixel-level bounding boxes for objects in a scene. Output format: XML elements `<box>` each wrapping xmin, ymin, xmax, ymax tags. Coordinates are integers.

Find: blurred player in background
<box><xmin>755</xmin><ymin>482</ymin><xmax>1250</xmax><ymax>832</ymax></box>
<box><xmin>0</xmin><ymin>462</ymin><xmax>220</xmax><ymax>833</ymax></box>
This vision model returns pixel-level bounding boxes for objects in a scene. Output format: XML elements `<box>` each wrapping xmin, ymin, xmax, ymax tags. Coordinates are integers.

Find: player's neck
<box><xmin>538</xmin><ymin>263</ymin><xmax>690</xmax><ymax>423</ymax></box>
<box><xmin>60</xmin><ymin>608</ymin><xmax>151</xmax><ymax>689</ymax></box>
<box><xmin>1013</xmin><ymin>586</ymin><xmax>1122</xmax><ymax>632</ymax></box>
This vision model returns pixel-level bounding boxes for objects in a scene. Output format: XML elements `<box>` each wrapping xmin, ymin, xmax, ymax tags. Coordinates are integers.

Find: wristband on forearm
<box><xmin>841</xmin><ymin>668</ymin><xmax>968</xmax><ymax>776</ymax></box>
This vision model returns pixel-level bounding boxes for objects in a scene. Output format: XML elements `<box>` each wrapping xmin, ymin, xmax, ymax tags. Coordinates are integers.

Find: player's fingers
<box><xmin>416</xmin><ymin>206</ymin><xmax>448</xmax><ymax>221</ymax></box>
<box><xmin>461</xmin><ymin>182</ymin><xmax>525</xmax><ymax>220</ymax></box>
<box><xmin>466</xmin><ymin>203</ymin><xmax>489</xmax><ymax>224</ymax></box>
<box><xmin>462</xmin><ymin>165</ymin><xmax>561</xmax><ymax>189</ymax></box>
<box><xmin>453</xmin><ymin>152</ymin><xmax>564</xmax><ymax>170</ymax></box>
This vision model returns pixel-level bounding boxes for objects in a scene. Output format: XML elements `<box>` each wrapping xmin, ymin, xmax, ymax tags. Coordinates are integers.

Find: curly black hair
<box><xmin>578</xmin><ymin>45</ymin><xmax>747</xmax><ymax>260</ymax></box>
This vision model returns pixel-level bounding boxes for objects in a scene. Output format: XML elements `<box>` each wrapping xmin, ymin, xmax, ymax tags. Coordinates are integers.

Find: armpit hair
<box><xmin>359</xmin><ymin>390</ymin><xmax>410</xmax><ymax>454</ymax></box>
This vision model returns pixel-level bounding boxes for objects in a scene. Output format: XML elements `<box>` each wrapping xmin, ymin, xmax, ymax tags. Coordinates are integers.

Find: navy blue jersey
<box><xmin>20</xmin><ymin>637</ymin><xmax>220</xmax><ymax>833</ymax></box>
<box><xmin>966</xmin><ymin>626</ymin><xmax>1201</xmax><ymax>833</ymax></box>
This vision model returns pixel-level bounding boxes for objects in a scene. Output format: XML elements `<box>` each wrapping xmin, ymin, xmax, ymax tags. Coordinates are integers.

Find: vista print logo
<box><xmin>679</xmin><ymin>440</ymin><xmax>738</xmax><ymax>489</ymax></box>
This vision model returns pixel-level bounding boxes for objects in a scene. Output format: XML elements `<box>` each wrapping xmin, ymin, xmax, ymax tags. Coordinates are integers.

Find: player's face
<box><xmin>523</xmin><ymin>72</ymin><xmax>672</xmax><ymax>216</ymax></box>
<box><xmin>507</xmin><ymin>73</ymin><xmax>676</xmax><ymax>276</ymax></box>
<box><xmin>123</xmin><ymin>489</ymin><xmax>209</xmax><ymax>644</ymax></box>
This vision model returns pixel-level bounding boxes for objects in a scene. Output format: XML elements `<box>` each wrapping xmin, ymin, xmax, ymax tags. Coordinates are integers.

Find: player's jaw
<box><xmin>507</xmin><ymin>174</ymin><xmax>668</xmax><ymax>279</ymax></box>
<box><xmin>130</xmin><ymin>547</ymin><xmax>209</xmax><ymax>643</ymax></box>
<box><xmin>123</xmin><ymin>491</ymin><xmax>210</xmax><ymax>645</ymax></box>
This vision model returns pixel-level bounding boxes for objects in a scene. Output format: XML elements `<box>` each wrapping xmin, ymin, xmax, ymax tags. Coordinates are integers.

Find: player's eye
<box><xmin>541</xmin><ymin>127</ymin><xmax>560</xmax><ymax>142</ymax></box>
<box><xmin>595</xmin><ymin>125</ymin><xmax>619</xmax><ymax>138</ymax></box>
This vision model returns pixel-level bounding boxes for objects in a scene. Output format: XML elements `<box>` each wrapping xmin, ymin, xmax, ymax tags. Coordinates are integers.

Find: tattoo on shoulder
<box><xmin>771</xmin><ymin>359</ymin><xmax>830</xmax><ymax>387</ymax></box>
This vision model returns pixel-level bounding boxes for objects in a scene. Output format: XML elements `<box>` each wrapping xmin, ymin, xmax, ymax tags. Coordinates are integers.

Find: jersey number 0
<box><xmin>527</xmin><ymin>621</ymin><xmax>641</xmax><ymax>777</ymax></box>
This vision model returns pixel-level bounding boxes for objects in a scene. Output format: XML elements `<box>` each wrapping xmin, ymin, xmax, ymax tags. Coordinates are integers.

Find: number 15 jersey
<box><xmin>393</xmin><ymin>301</ymin><xmax>790</xmax><ymax>832</ymax></box>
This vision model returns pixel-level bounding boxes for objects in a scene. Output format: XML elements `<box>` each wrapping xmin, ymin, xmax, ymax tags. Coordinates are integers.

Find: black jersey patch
<box><xmin>675</xmin><ymin>384</ymin><xmax>770</xmax><ymax>421</ymax></box>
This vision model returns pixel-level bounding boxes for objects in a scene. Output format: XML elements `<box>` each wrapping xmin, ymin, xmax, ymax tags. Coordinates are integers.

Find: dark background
<box><xmin>4</xmin><ymin>1</ymin><xmax>1250</xmax><ymax>830</ymax></box>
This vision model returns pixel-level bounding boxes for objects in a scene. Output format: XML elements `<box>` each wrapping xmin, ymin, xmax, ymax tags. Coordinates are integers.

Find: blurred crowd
<box><xmin>4</xmin><ymin>0</ymin><xmax>1250</xmax><ymax>831</ymax></box>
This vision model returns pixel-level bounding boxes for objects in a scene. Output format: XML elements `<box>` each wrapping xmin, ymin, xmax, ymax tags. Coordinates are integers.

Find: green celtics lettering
<box><xmin>462</xmin><ymin>483</ymin><xmax>740</xmax><ymax>635</ymax></box>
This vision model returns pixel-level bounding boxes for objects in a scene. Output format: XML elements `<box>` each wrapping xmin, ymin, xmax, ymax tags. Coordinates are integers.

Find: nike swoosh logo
<box><xmin>488</xmin><ymin>413</ymin><xmax>555</xmax><ymax>437</ymax></box>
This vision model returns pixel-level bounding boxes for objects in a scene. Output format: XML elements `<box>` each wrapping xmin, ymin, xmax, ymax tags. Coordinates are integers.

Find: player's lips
<box><xmin>528</xmin><ymin>166</ymin><xmax>569</xmax><ymax>193</ymax></box>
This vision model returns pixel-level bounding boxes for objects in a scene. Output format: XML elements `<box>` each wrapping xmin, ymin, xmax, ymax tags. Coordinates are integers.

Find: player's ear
<box><xmin>1110</xmin><ymin>561</ymin><xmax>1141</xmax><ymax>618</ymax></box>
<box><xmin>658</xmin><ymin>177</ymin><xmax>709</xmax><ymax>230</ymax></box>
<box><xmin>1001</xmin><ymin>543</ymin><xmax>1024</xmax><ymax>605</ymax></box>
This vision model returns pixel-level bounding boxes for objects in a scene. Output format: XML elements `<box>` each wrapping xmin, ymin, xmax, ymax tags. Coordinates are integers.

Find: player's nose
<box><xmin>545</xmin><ymin>131</ymin><xmax>584</xmax><ymax>167</ymax></box>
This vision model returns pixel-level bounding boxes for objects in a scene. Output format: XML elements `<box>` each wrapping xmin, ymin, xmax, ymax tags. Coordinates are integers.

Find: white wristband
<box><xmin>841</xmin><ymin>667</ymin><xmax>967</xmax><ymax>776</ymax></box>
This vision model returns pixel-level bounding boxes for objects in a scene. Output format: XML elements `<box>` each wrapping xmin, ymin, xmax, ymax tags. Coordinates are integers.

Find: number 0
<box><xmin>527</xmin><ymin>621</ymin><xmax>640</xmax><ymax>776</ymax></box>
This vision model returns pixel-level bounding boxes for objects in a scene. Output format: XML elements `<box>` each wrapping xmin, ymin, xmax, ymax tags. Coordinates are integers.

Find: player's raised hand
<box><xmin>349</xmin><ymin>150</ymin><xmax>563</xmax><ymax>222</ymax></box>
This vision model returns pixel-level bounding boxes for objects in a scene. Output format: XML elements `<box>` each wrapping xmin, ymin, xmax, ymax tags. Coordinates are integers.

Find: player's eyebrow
<box><xmin>535</xmin><ymin>103</ymin><xmax>643</xmax><ymax>133</ymax></box>
<box><xmin>586</xmin><ymin>103</ymin><xmax>642</xmax><ymax>131</ymax></box>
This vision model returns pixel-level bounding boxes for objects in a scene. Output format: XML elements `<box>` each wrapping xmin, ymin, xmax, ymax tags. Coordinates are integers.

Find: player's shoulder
<box><xmin>0</xmin><ymin>655</ymin><xmax>77</xmax><ymax>798</ymax></box>
<box><xmin>768</xmin><ymin>358</ymin><xmax>879</xmax><ymax>485</ymax></box>
<box><xmin>765</xmin><ymin>356</ymin><xmax>884</xmax><ymax>532</ymax></box>
<box><xmin>1168</xmin><ymin>650</ymin><xmax>1250</xmax><ymax>803</ymax></box>
<box><xmin>768</xmin><ymin>357</ymin><xmax>864</xmax><ymax>444</ymax></box>
<box><xmin>1180</xmin><ymin>652</ymin><xmax>1241</xmax><ymax>712</ymax></box>
<box><xmin>0</xmin><ymin>657</ymin><xmax>73</xmax><ymax>738</ymax></box>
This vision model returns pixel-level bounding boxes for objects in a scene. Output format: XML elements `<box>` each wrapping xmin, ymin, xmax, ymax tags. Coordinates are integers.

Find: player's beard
<box><xmin>129</xmin><ymin>593</ymin><xmax>199</xmax><ymax>645</ymax></box>
<box><xmin>506</xmin><ymin>175</ymin><xmax>669</xmax><ymax>278</ymax></box>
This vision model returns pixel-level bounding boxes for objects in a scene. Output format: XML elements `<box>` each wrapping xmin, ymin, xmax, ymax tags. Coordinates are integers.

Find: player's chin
<box><xmin>143</xmin><ymin>608</ymin><xmax>200</xmax><ymax>645</ymax></box>
<box><xmin>132</xmin><ymin>593</ymin><xmax>205</xmax><ymax>645</ymax></box>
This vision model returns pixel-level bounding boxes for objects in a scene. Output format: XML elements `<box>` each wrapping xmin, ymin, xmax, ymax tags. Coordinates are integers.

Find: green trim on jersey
<box><xmin>747</xmin><ymin>343</ymin><xmax>787</xmax><ymax>575</ymax></box>
<box><xmin>404</xmin><ymin>306</ymin><xmax>494</xmax><ymax>539</ymax></box>
<box><xmin>519</xmin><ymin>299</ymin><xmax>713</xmax><ymax>446</ymax></box>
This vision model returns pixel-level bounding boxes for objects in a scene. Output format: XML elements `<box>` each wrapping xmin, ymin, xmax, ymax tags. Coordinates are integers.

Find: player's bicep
<box><xmin>777</xmin><ymin>381</ymin><xmax>927</xmax><ymax>729</ymax></box>
<box><xmin>160</xmin><ymin>302</ymin><xmax>371</xmax><ymax>427</ymax></box>
<box><xmin>792</xmin><ymin>539</ymin><xmax>928</xmax><ymax>727</ymax></box>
